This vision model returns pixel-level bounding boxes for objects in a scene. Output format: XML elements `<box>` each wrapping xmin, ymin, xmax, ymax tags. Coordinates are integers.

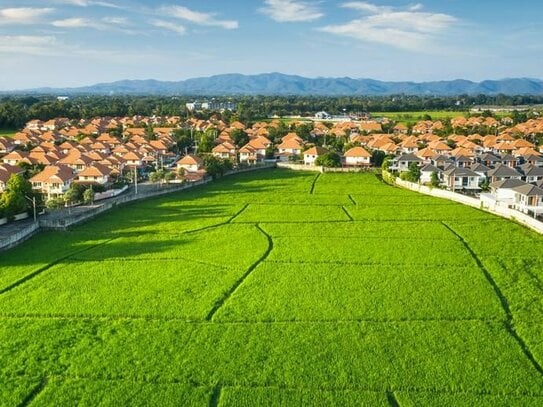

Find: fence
<box><xmin>277</xmin><ymin>163</ymin><xmax>323</xmax><ymax>172</ymax></box>
<box><xmin>276</xmin><ymin>162</ymin><xmax>378</xmax><ymax>173</ymax></box>
<box><xmin>385</xmin><ymin>171</ymin><xmax>543</xmax><ymax>235</ymax></box>
<box><xmin>0</xmin><ymin>222</ymin><xmax>40</xmax><ymax>252</ymax></box>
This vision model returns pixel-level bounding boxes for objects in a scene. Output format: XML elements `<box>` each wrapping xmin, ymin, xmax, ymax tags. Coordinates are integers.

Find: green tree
<box><xmin>0</xmin><ymin>174</ymin><xmax>32</xmax><ymax>219</ymax></box>
<box><xmin>63</xmin><ymin>187</ymin><xmax>79</xmax><ymax>206</ymax></box>
<box><xmin>430</xmin><ymin>171</ymin><xmax>440</xmax><ymax>187</ymax></box>
<box><xmin>381</xmin><ymin>157</ymin><xmax>392</xmax><ymax>172</ymax></box>
<box><xmin>203</xmin><ymin>155</ymin><xmax>232</xmax><ymax>179</ymax></box>
<box><xmin>371</xmin><ymin>150</ymin><xmax>386</xmax><ymax>167</ymax></box>
<box><xmin>315</xmin><ymin>152</ymin><xmax>341</xmax><ymax>168</ymax></box>
<box><xmin>46</xmin><ymin>197</ymin><xmax>64</xmax><ymax>210</ymax></box>
<box><xmin>230</xmin><ymin>128</ymin><xmax>249</xmax><ymax>147</ymax></box>
<box><xmin>406</xmin><ymin>162</ymin><xmax>421</xmax><ymax>182</ymax></box>
<box><xmin>83</xmin><ymin>187</ymin><xmax>95</xmax><ymax>205</ymax></box>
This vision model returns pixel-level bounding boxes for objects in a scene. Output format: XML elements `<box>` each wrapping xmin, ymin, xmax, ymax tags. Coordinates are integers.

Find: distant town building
<box><xmin>315</xmin><ymin>111</ymin><xmax>331</xmax><ymax>120</ymax></box>
<box><xmin>185</xmin><ymin>100</ymin><xmax>237</xmax><ymax>112</ymax></box>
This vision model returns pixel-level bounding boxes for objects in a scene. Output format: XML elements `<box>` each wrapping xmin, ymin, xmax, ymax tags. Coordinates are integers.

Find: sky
<box><xmin>0</xmin><ymin>0</ymin><xmax>542</xmax><ymax>90</ymax></box>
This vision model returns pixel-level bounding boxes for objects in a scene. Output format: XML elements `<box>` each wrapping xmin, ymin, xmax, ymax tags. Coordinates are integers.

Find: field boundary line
<box><xmin>183</xmin><ymin>204</ymin><xmax>250</xmax><ymax>234</ymax></box>
<box><xmin>18</xmin><ymin>377</ymin><xmax>48</xmax><ymax>407</ymax></box>
<box><xmin>71</xmin><ymin>256</ymin><xmax>231</xmax><ymax>270</ymax></box>
<box><xmin>205</xmin><ymin>224</ymin><xmax>274</xmax><ymax>321</ymax></box>
<box><xmin>0</xmin><ymin>238</ymin><xmax>117</xmax><ymax>296</ymax></box>
<box><xmin>0</xmin><ymin>314</ymin><xmax>504</xmax><ymax>324</ymax></box>
<box><xmin>442</xmin><ymin>221</ymin><xmax>543</xmax><ymax>378</ymax></box>
<box><xmin>342</xmin><ymin>206</ymin><xmax>354</xmax><ymax>221</ymax></box>
<box><xmin>35</xmin><ymin>374</ymin><xmax>543</xmax><ymax>399</ymax></box>
<box><xmin>209</xmin><ymin>385</ymin><xmax>222</xmax><ymax>407</ymax></box>
<box><xmin>263</xmin><ymin>259</ymin><xmax>471</xmax><ymax>267</ymax></box>
<box><xmin>309</xmin><ymin>173</ymin><xmax>321</xmax><ymax>194</ymax></box>
<box><xmin>386</xmin><ymin>390</ymin><xmax>401</xmax><ymax>407</ymax></box>
<box><xmin>348</xmin><ymin>194</ymin><xmax>357</xmax><ymax>205</ymax></box>
<box><xmin>227</xmin><ymin>204</ymin><xmax>249</xmax><ymax>223</ymax></box>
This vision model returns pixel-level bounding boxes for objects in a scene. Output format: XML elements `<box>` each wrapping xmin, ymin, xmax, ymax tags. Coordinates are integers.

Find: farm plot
<box><xmin>1</xmin><ymin>169</ymin><xmax>543</xmax><ymax>404</ymax></box>
<box><xmin>349</xmin><ymin>203</ymin><xmax>491</xmax><ymax>221</ymax></box>
<box><xmin>0</xmin><ymin>232</ymin><xmax>110</xmax><ymax>293</ymax></box>
<box><xmin>71</xmin><ymin>224</ymin><xmax>268</xmax><ymax>268</ymax></box>
<box><xmin>233</xmin><ymin>203</ymin><xmax>350</xmax><ymax>223</ymax></box>
<box><xmin>263</xmin><ymin>220</ymin><xmax>454</xmax><ymax>239</ymax></box>
<box><xmin>0</xmin><ymin>260</ymin><xmax>247</xmax><ymax>319</ymax></box>
<box><xmin>34</xmin><ymin>378</ymin><xmax>212</xmax><ymax>407</ymax></box>
<box><xmin>219</xmin><ymin>387</ymin><xmax>389</xmax><ymax>406</ymax></box>
<box><xmin>1</xmin><ymin>319</ymin><xmax>542</xmax><ymax>395</ymax></box>
<box><xmin>266</xmin><ymin>235</ymin><xmax>474</xmax><ymax>265</ymax></box>
<box><xmin>214</xmin><ymin>262</ymin><xmax>503</xmax><ymax>321</ymax></box>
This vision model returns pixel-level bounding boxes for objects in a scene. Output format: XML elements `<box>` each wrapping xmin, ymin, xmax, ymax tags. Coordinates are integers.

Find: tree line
<box><xmin>2</xmin><ymin>94</ymin><xmax>543</xmax><ymax>130</ymax></box>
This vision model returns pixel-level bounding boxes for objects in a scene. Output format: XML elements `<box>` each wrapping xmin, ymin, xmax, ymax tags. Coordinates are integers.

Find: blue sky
<box><xmin>0</xmin><ymin>0</ymin><xmax>542</xmax><ymax>90</ymax></box>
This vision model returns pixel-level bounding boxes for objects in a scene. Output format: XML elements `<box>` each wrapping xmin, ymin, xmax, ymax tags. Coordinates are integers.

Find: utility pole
<box><xmin>133</xmin><ymin>165</ymin><xmax>138</xmax><ymax>195</ymax></box>
<box><xmin>24</xmin><ymin>195</ymin><xmax>37</xmax><ymax>222</ymax></box>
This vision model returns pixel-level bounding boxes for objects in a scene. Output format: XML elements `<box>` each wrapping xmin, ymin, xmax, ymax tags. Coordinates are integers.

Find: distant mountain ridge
<box><xmin>11</xmin><ymin>73</ymin><xmax>543</xmax><ymax>96</ymax></box>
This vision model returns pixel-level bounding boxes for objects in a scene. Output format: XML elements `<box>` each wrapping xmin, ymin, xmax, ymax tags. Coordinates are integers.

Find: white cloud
<box><xmin>320</xmin><ymin>2</ymin><xmax>457</xmax><ymax>51</ymax></box>
<box><xmin>102</xmin><ymin>16</ymin><xmax>128</xmax><ymax>25</ymax></box>
<box><xmin>0</xmin><ymin>35</ymin><xmax>58</xmax><ymax>55</ymax></box>
<box><xmin>54</xmin><ymin>0</ymin><xmax>121</xmax><ymax>8</ymax></box>
<box><xmin>52</xmin><ymin>17</ymin><xmax>104</xmax><ymax>29</ymax></box>
<box><xmin>0</xmin><ymin>7</ymin><xmax>54</xmax><ymax>25</ymax></box>
<box><xmin>260</xmin><ymin>0</ymin><xmax>323</xmax><ymax>22</ymax></box>
<box><xmin>162</xmin><ymin>5</ymin><xmax>239</xmax><ymax>30</ymax></box>
<box><xmin>151</xmin><ymin>19</ymin><xmax>186</xmax><ymax>35</ymax></box>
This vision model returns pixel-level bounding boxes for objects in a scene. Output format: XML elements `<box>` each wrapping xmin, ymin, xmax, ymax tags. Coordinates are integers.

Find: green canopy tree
<box><xmin>0</xmin><ymin>174</ymin><xmax>32</xmax><ymax>219</ymax></box>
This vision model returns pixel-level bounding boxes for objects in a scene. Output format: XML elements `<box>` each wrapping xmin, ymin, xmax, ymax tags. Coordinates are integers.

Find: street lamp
<box><xmin>24</xmin><ymin>195</ymin><xmax>37</xmax><ymax>223</ymax></box>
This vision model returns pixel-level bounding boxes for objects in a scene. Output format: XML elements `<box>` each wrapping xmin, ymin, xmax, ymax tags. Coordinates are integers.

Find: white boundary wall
<box><xmin>387</xmin><ymin>172</ymin><xmax>543</xmax><ymax>235</ymax></box>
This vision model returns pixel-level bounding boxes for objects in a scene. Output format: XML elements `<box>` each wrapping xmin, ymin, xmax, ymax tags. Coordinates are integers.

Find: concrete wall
<box><xmin>277</xmin><ymin>162</ymin><xmax>323</xmax><ymax>172</ymax></box>
<box><xmin>0</xmin><ymin>222</ymin><xmax>40</xmax><ymax>252</ymax></box>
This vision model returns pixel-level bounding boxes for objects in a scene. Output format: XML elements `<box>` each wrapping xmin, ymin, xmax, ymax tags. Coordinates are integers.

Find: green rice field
<box><xmin>1</xmin><ymin>169</ymin><xmax>543</xmax><ymax>406</ymax></box>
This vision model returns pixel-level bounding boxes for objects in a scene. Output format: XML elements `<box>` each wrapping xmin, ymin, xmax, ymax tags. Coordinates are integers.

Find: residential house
<box><xmin>1</xmin><ymin>151</ymin><xmax>30</xmax><ymax>166</ymax></box>
<box><xmin>212</xmin><ymin>142</ymin><xmax>236</xmax><ymax>160</ymax></box>
<box><xmin>442</xmin><ymin>167</ymin><xmax>481</xmax><ymax>191</ymax></box>
<box><xmin>276</xmin><ymin>138</ymin><xmax>303</xmax><ymax>161</ymax></box>
<box><xmin>391</xmin><ymin>153</ymin><xmax>423</xmax><ymax>172</ymax></box>
<box><xmin>0</xmin><ymin>164</ymin><xmax>24</xmax><ymax>193</ymax></box>
<box><xmin>176</xmin><ymin>154</ymin><xmax>203</xmax><ymax>173</ymax></box>
<box><xmin>303</xmin><ymin>146</ymin><xmax>328</xmax><ymax>166</ymax></box>
<box><xmin>420</xmin><ymin>164</ymin><xmax>441</xmax><ymax>184</ymax></box>
<box><xmin>488</xmin><ymin>179</ymin><xmax>527</xmax><ymax>205</ymax></box>
<box><xmin>487</xmin><ymin>164</ymin><xmax>523</xmax><ymax>183</ymax></box>
<box><xmin>520</xmin><ymin>164</ymin><xmax>543</xmax><ymax>184</ymax></box>
<box><xmin>512</xmin><ymin>184</ymin><xmax>543</xmax><ymax>215</ymax></box>
<box><xmin>76</xmin><ymin>163</ymin><xmax>112</xmax><ymax>186</ymax></box>
<box><xmin>30</xmin><ymin>165</ymin><xmax>76</xmax><ymax>199</ymax></box>
<box><xmin>343</xmin><ymin>147</ymin><xmax>371</xmax><ymax>167</ymax></box>
<box><xmin>470</xmin><ymin>163</ymin><xmax>491</xmax><ymax>179</ymax></box>
<box><xmin>0</xmin><ymin>137</ymin><xmax>14</xmax><ymax>154</ymax></box>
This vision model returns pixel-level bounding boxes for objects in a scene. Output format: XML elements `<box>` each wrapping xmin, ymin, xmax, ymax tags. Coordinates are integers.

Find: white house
<box><xmin>442</xmin><ymin>167</ymin><xmax>481</xmax><ymax>191</ymax></box>
<box><xmin>176</xmin><ymin>154</ymin><xmax>203</xmax><ymax>173</ymax></box>
<box><xmin>304</xmin><ymin>146</ymin><xmax>328</xmax><ymax>166</ymax></box>
<box><xmin>512</xmin><ymin>183</ymin><xmax>543</xmax><ymax>216</ymax></box>
<box><xmin>343</xmin><ymin>147</ymin><xmax>371</xmax><ymax>167</ymax></box>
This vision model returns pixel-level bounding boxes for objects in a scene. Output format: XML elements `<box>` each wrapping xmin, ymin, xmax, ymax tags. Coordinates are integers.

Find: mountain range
<box><xmin>9</xmin><ymin>73</ymin><xmax>543</xmax><ymax>96</ymax></box>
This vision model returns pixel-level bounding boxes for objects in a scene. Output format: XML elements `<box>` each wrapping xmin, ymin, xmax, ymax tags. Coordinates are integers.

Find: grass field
<box><xmin>372</xmin><ymin>110</ymin><xmax>513</xmax><ymax>124</ymax></box>
<box><xmin>0</xmin><ymin>129</ymin><xmax>16</xmax><ymax>138</ymax></box>
<box><xmin>1</xmin><ymin>169</ymin><xmax>543</xmax><ymax>406</ymax></box>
